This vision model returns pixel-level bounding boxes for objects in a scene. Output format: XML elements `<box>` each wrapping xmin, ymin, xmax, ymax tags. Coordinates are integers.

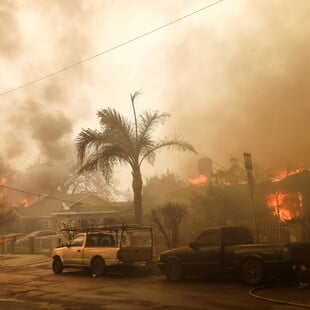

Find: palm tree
<box><xmin>76</xmin><ymin>91</ymin><xmax>196</xmax><ymax>224</ymax></box>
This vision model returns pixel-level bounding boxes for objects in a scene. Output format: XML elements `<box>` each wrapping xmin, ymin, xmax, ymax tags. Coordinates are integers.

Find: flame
<box><xmin>187</xmin><ymin>175</ymin><xmax>208</xmax><ymax>185</ymax></box>
<box><xmin>0</xmin><ymin>177</ymin><xmax>7</xmax><ymax>185</ymax></box>
<box><xmin>21</xmin><ymin>199</ymin><xmax>30</xmax><ymax>208</ymax></box>
<box><xmin>266</xmin><ymin>191</ymin><xmax>302</xmax><ymax>221</ymax></box>
<box><xmin>271</xmin><ymin>168</ymin><xmax>304</xmax><ymax>182</ymax></box>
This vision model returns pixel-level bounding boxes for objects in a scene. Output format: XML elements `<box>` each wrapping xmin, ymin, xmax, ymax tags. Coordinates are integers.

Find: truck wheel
<box><xmin>165</xmin><ymin>259</ymin><xmax>183</xmax><ymax>281</ymax></box>
<box><xmin>52</xmin><ymin>257</ymin><xmax>63</xmax><ymax>274</ymax></box>
<box><xmin>241</xmin><ymin>258</ymin><xmax>264</xmax><ymax>285</ymax></box>
<box><xmin>91</xmin><ymin>257</ymin><xmax>105</xmax><ymax>277</ymax></box>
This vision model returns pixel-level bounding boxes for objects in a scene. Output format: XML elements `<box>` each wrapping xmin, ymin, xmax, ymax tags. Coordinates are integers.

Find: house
<box><xmin>11</xmin><ymin>192</ymin><xmax>122</xmax><ymax>233</ymax></box>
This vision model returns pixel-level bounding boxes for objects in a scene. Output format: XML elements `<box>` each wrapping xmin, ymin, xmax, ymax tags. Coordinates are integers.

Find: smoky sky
<box><xmin>0</xmin><ymin>0</ymin><xmax>96</xmax><ymax>164</ymax></box>
<box><xmin>1</xmin><ymin>0</ymin><xmax>310</xmax><ymax>185</ymax></box>
<box><xmin>0</xmin><ymin>1</ymin><xmax>20</xmax><ymax>58</ymax></box>
<box><xmin>163</xmin><ymin>0</ymin><xmax>310</xmax><ymax>174</ymax></box>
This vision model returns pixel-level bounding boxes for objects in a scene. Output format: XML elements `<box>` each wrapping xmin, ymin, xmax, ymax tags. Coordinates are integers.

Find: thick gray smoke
<box><xmin>163</xmin><ymin>1</ymin><xmax>310</xmax><ymax>174</ymax></box>
<box><xmin>0</xmin><ymin>0</ymin><xmax>98</xmax><ymax>197</ymax></box>
<box><xmin>1</xmin><ymin>0</ymin><xmax>310</xmax><ymax>191</ymax></box>
<box><xmin>1</xmin><ymin>0</ymin><xmax>96</xmax><ymax>163</ymax></box>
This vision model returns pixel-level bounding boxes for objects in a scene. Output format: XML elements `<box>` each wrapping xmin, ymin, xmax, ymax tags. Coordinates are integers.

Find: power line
<box><xmin>0</xmin><ymin>0</ymin><xmax>224</xmax><ymax>97</ymax></box>
<box><xmin>0</xmin><ymin>184</ymin><xmax>83</xmax><ymax>205</ymax></box>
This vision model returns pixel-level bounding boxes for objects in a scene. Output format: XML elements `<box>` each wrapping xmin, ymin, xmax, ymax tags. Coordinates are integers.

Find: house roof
<box><xmin>15</xmin><ymin>192</ymin><xmax>117</xmax><ymax>218</ymax></box>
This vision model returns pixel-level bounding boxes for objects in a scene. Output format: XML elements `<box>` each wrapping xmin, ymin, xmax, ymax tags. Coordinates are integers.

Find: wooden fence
<box><xmin>152</xmin><ymin>216</ymin><xmax>310</xmax><ymax>253</ymax></box>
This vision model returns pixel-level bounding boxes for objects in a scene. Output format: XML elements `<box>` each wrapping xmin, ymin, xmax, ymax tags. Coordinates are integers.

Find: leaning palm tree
<box><xmin>76</xmin><ymin>91</ymin><xmax>196</xmax><ymax>224</ymax></box>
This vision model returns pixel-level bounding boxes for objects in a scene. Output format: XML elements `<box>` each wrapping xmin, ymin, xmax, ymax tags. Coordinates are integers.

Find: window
<box><xmin>99</xmin><ymin>235</ymin><xmax>115</xmax><ymax>247</ymax></box>
<box><xmin>195</xmin><ymin>230</ymin><xmax>220</xmax><ymax>247</ymax></box>
<box><xmin>86</xmin><ymin>235</ymin><xmax>98</xmax><ymax>247</ymax></box>
<box><xmin>70</xmin><ymin>235</ymin><xmax>84</xmax><ymax>247</ymax></box>
<box><xmin>222</xmin><ymin>228</ymin><xmax>253</xmax><ymax>245</ymax></box>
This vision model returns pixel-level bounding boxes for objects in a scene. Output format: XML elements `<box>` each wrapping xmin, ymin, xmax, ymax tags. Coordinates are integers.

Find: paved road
<box><xmin>0</xmin><ymin>266</ymin><xmax>309</xmax><ymax>310</ymax></box>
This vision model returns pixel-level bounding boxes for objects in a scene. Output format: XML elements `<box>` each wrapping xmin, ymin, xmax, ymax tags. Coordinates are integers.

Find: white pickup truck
<box><xmin>52</xmin><ymin>224</ymin><xmax>153</xmax><ymax>276</ymax></box>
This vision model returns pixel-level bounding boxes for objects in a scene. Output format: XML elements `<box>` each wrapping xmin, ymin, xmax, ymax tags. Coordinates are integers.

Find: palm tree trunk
<box><xmin>132</xmin><ymin>168</ymin><xmax>143</xmax><ymax>224</ymax></box>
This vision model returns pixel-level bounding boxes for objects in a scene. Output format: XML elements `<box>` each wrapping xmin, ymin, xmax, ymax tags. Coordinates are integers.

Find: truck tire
<box><xmin>90</xmin><ymin>257</ymin><xmax>105</xmax><ymax>277</ymax></box>
<box><xmin>241</xmin><ymin>258</ymin><xmax>264</xmax><ymax>285</ymax></box>
<box><xmin>165</xmin><ymin>259</ymin><xmax>183</xmax><ymax>281</ymax></box>
<box><xmin>52</xmin><ymin>256</ymin><xmax>63</xmax><ymax>274</ymax></box>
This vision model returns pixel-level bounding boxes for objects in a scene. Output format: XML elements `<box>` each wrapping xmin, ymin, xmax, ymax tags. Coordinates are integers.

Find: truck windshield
<box><xmin>223</xmin><ymin>228</ymin><xmax>253</xmax><ymax>245</ymax></box>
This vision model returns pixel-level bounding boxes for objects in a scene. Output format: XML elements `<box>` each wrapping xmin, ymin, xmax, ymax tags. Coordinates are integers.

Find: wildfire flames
<box><xmin>267</xmin><ymin>169</ymin><xmax>304</xmax><ymax>221</ymax></box>
<box><xmin>271</xmin><ymin>168</ymin><xmax>304</xmax><ymax>182</ymax></box>
<box><xmin>266</xmin><ymin>192</ymin><xmax>302</xmax><ymax>221</ymax></box>
<box><xmin>21</xmin><ymin>198</ymin><xmax>30</xmax><ymax>208</ymax></box>
<box><xmin>187</xmin><ymin>175</ymin><xmax>208</xmax><ymax>186</ymax></box>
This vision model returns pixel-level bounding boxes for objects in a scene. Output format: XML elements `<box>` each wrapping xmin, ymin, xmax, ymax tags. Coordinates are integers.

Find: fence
<box><xmin>1</xmin><ymin>236</ymin><xmax>61</xmax><ymax>255</ymax></box>
<box><xmin>228</xmin><ymin>216</ymin><xmax>310</xmax><ymax>243</ymax></box>
<box><xmin>152</xmin><ymin>217</ymin><xmax>310</xmax><ymax>253</ymax></box>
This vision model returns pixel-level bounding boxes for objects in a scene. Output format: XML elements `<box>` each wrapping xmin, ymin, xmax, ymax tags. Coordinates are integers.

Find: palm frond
<box><xmin>78</xmin><ymin>146</ymin><xmax>132</xmax><ymax>182</ymax></box>
<box><xmin>76</xmin><ymin>129</ymin><xmax>105</xmax><ymax>162</ymax></box>
<box><xmin>97</xmin><ymin>108</ymin><xmax>131</xmax><ymax>134</ymax></box>
<box><xmin>139</xmin><ymin>137</ymin><xmax>197</xmax><ymax>166</ymax></box>
<box><xmin>137</xmin><ymin>110</ymin><xmax>170</xmax><ymax>149</ymax></box>
<box><xmin>130</xmin><ymin>89</ymin><xmax>143</xmax><ymax>102</ymax></box>
<box><xmin>77</xmin><ymin>155</ymin><xmax>101</xmax><ymax>173</ymax></box>
<box><xmin>78</xmin><ymin>156</ymin><xmax>114</xmax><ymax>182</ymax></box>
<box><xmin>97</xmin><ymin>108</ymin><xmax>135</xmax><ymax>150</ymax></box>
<box><xmin>97</xmin><ymin>144</ymin><xmax>135</xmax><ymax>168</ymax></box>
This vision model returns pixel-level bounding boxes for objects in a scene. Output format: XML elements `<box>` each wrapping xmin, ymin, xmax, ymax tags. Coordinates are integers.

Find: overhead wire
<box><xmin>0</xmin><ymin>183</ymin><xmax>84</xmax><ymax>205</ymax></box>
<box><xmin>0</xmin><ymin>0</ymin><xmax>224</xmax><ymax>97</ymax></box>
<box><xmin>0</xmin><ymin>0</ymin><xmax>226</xmax><ymax>199</ymax></box>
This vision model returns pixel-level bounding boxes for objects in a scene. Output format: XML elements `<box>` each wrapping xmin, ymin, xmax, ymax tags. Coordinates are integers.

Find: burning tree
<box><xmin>76</xmin><ymin>91</ymin><xmax>196</xmax><ymax>224</ymax></box>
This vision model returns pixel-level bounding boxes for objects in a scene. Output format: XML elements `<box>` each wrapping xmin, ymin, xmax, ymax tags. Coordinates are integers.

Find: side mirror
<box><xmin>189</xmin><ymin>241</ymin><xmax>199</xmax><ymax>250</ymax></box>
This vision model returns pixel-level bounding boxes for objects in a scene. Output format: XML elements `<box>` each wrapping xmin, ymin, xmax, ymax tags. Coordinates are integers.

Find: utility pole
<box><xmin>243</xmin><ymin>153</ymin><xmax>259</xmax><ymax>243</ymax></box>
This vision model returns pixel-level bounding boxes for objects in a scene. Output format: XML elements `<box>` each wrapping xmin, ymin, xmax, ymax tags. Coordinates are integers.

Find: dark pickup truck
<box><xmin>158</xmin><ymin>226</ymin><xmax>310</xmax><ymax>285</ymax></box>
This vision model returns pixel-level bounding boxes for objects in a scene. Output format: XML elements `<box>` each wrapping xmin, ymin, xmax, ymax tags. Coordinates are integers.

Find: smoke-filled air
<box><xmin>1</xmin><ymin>0</ymin><xmax>309</xmax><ymax>194</ymax></box>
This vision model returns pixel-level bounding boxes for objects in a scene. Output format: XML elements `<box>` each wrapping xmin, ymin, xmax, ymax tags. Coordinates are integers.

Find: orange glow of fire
<box><xmin>266</xmin><ymin>192</ymin><xmax>302</xmax><ymax>222</ymax></box>
<box><xmin>21</xmin><ymin>199</ymin><xmax>30</xmax><ymax>208</ymax></box>
<box><xmin>271</xmin><ymin>168</ymin><xmax>304</xmax><ymax>182</ymax></box>
<box><xmin>187</xmin><ymin>175</ymin><xmax>208</xmax><ymax>185</ymax></box>
<box><xmin>0</xmin><ymin>177</ymin><xmax>7</xmax><ymax>186</ymax></box>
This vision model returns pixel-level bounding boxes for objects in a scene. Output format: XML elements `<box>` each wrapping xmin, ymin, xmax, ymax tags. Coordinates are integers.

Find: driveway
<box><xmin>0</xmin><ymin>265</ymin><xmax>309</xmax><ymax>310</ymax></box>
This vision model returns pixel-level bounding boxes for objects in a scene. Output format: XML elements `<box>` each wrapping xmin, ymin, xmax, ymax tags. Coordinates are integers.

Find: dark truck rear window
<box><xmin>222</xmin><ymin>227</ymin><xmax>253</xmax><ymax>245</ymax></box>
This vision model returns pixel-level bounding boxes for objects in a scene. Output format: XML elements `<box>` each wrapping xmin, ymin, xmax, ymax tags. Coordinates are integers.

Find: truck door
<box><xmin>63</xmin><ymin>235</ymin><xmax>84</xmax><ymax>266</ymax></box>
<box><xmin>191</xmin><ymin>229</ymin><xmax>222</xmax><ymax>273</ymax></box>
